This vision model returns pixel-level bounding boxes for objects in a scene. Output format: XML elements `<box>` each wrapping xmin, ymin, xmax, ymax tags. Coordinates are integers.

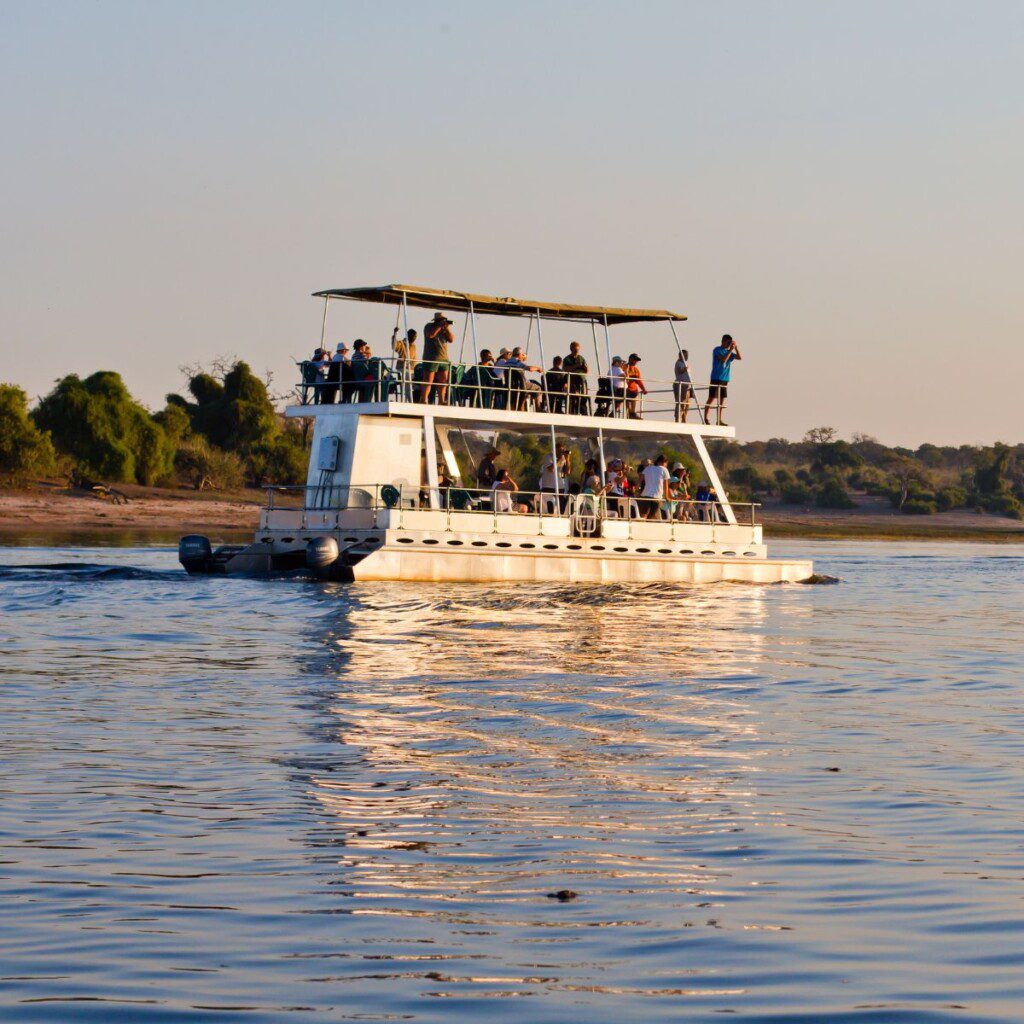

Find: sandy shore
<box><xmin>1</xmin><ymin>485</ymin><xmax>1021</xmax><ymax>545</ymax></box>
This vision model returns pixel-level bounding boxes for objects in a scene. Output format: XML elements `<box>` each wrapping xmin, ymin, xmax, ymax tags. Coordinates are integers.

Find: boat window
<box><xmin>471</xmin><ymin>541</ymin><xmax>488</xmax><ymax>547</ymax></box>
<box><xmin>447</xmin><ymin>540</ymin><xmax>464</xmax><ymax>546</ymax></box>
<box><xmin>591</xmin><ymin>545</ymin><xmax>605</xmax><ymax>551</ymax></box>
<box><xmin>658</xmin><ymin>548</ymin><xmax>672</xmax><ymax>554</ymax></box>
<box><xmin>397</xmin><ymin>537</ymin><xmax>413</xmax><ymax>543</ymax></box>
<box><xmin>613</xmin><ymin>546</ymin><xmax>628</xmax><ymax>552</ymax></box>
<box><xmin>723</xmin><ymin>550</ymin><xmax>736</xmax><ymax>556</ymax></box>
<box><xmin>423</xmin><ymin>538</ymin><xmax>439</xmax><ymax>545</ymax></box>
<box><xmin>701</xmin><ymin>549</ymin><xmax>714</xmax><ymax>555</ymax></box>
<box><xmin>636</xmin><ymin>547</ymin><xmax>650</xmax><ymax>553</ymax></box>
<box><xmin>567</xmin><ymin>544</ymin><xmax>582</xmax><ymax>550</ymax></box>
<box><xmin>520</xmin><ymin>543</ymin><xmax>536</xmax><ymax>549</ymax></box>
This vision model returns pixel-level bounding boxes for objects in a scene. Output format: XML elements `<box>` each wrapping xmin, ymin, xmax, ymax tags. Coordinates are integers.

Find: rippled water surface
<box><xmin>1</xmin><ymin>541</ymin><xmax>1023</xmax><ymax>1023</ymax></box>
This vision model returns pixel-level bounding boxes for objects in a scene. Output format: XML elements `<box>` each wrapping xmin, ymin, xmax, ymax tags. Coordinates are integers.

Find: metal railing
<box><xmin>295</xmin><ymin>357</ymin><xmax>722</xmax><ymax>424</ymax></box>
<box><xmin>264</xmin><ymin>483</ymin><xmax>759</xmax><ymax>529</ymax></box>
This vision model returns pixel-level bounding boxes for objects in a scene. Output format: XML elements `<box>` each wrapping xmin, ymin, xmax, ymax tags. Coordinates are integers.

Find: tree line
<box><xmin>0</xmin><ymin>362</ymin><xmax>307</xmax><ymax>490</ymax></box>
<box><xmin>1</xmin><ymin>372</ymin><xmax>1020</xmax><ymax>518</ymax></box>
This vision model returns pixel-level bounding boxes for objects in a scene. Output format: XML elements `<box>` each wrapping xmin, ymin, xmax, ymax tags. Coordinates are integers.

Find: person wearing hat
<box><xmin>669</xmin><ymin>461</ymin><xmax>692</xmax><ymax>521</ymax></box>
<box><xmin>493</xmin><ymin>347</ymin><xmax>513</xmax><ymax>408</ymax></box>
<box><xmin>539</xmin><ymin>444</ymin><xmax>571</xmax><ymax>510</ymax></box>
<box><xmin>625</xmin><ymin>353</ymin><xmax>647</xmax><ymax>419</ymax></box>
<box><xmin>476</xmin><ymin>446</ymin><xmax>501</xmax><ymax>491</ymax></box>
<box><xmin>322</xmin><ymin>341</ymin><xmax>349</xmax><ymax>404</ymax></box>
<box><xmin>418</xmin><ymin>312</ymin><xmax>454</xmax><ymax>405</ymax></box>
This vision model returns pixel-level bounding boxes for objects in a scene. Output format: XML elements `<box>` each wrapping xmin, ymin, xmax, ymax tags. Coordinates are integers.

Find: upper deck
<box><xmin>286</xmin><ymin>397</ymin><xmax>735</xmax><ymax>441</ymax></box>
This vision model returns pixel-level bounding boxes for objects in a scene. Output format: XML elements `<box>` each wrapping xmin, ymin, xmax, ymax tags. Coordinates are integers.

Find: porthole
<box><xmin>613</xmin><ymin>546</ymin><xmax>628</xmax><ymax>553</ymax></box>
<box><xmin>591</xmin><ymin>545</ymin><xmax>605</xmax><ymax>551</ymax></box>
<box><xmin>423</xmin><ymin>538</ymin><xmax>439</xmax><ymax>545</ymax></box>
<box><xmin>471</xmin><ymin>540</ymin><xmax>488</xmax><ymax>547</ymax></box>
<box><xmin>397</xmin><ymin>537</ymin><xmax>414</xmax><ymax>544</ymax></box>
<box><xmin>367</xmin><ymin>537</ymin><xmax>381</xmax><ymax>545</ymax></box>
<box><xmin>723</xmin><ymin>550</ymin><xmax>737</xmax><ymax>557</ymax></box>
<box><xmin>658</xmin><ymin>548</ymin><xmax>672</xmax><ymax>554</ymax></box>
<box><xmin>543</xmin><ymin>543</ymin><xmax>558</xmax><ymax>550</ymax></box>
<box><xmin>496</xmin><ymin>541</ymin><xmax>511</xmax><ymax>548</ymax></box>
<box><xmin>743</xmin><ymin>551</ymin><xmax>757</xmax><ymax>557</ymax></box>
<box><xmin>343</xmin><ymin>537</ymin><xmax>358</xmax><ymax>543</ymax></box>
<box><xmin>567</xmin><ymin>544</ymin><xmax>582</xmax><ymax>550</ymax></box>
<box><xmin>447</xmin><ymin>540</ymin><xmax>464</xmax><ymax>546</ymax></box>
<box><xmin>282</xmin><ymin>536</ymin><xmax>294</xmax><ymax>543</ymax></box>
<box><xmin>520</xmin><ymin>542</ymin><xmax>536</xmax><ymax>549</ymax></box>
<box><xmin>261</xmin><ymin>537</ymin><xmax>272</xmax><ymax>544</ymax></box>
<box><xmin>701</xmin><ymin>549</ymin><xmax>715</xmax><ymax>556</ymax></box>
<box><xmin>680</xmin><ymin>549</ymin><xmax>694</xmax><ymax>555</ymax></box>
<box><xmin>636</xmin><ymin>547</ymin><xmax>650</xmax><ymax>553</ymax></box>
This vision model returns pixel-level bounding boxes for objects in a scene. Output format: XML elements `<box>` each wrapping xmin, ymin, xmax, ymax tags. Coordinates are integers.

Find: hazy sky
<box><xmin>2</xmin><ymin>0</ymin><xmax>1022</xmax><ymax>446</ymax></box>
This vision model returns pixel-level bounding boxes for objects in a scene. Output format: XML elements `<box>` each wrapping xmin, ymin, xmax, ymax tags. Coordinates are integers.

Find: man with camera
<box><xmin>703</xmin><ymin>334</ymin><xmax>742</xmax><ymax>426</ymax></box>
<box><xmin>418</xmin><ymin>311</ymin><xmax>454</xmax><ymax>404</ymax></box>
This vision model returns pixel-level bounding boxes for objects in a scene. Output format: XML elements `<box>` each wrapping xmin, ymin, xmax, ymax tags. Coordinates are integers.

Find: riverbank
<box><xmin>1</xmin><ymin>485</ymin><xmax>1022</xmax><ymax>546</ymax></box>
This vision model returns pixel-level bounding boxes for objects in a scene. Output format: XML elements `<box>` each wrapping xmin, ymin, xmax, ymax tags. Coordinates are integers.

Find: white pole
<box><xmin>424</xmin><ymin>414</ymin><xmax>440</xmax><ymax>509</ymax></box>
<box><xmin>602</xmin><ymin>314</ymin><xmax>615</xmax><ymax>417</ymax></box>
<box><xmin>319</xmin><ymin>296</ymin><xmax>329</xmax><ymax>348</ymax></box>
<box><xmin>537</xmin><ymin>309</ymin><xmax>558</xmax><ymax>508</ymax></box>
<box><xmin>667</xmin><ymin>318</ymin><xmax>684</xmax><ymax>358</ymax></box>
<box><xmin>590</xmin><ymin>319</ymin><xmax>602</xmax><ymax>376</ymax></box>
<box><xmin>401</xmin><ymin>291</ymin><xmax>410</xmax><ymax>401</ymax></box>
<box><xmin>469</xmin><ymin>299</ymin><xmax>479</xmax><ymax>363</ymax></box>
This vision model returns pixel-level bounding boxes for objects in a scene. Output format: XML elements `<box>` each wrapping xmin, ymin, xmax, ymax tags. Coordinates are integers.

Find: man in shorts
<box><xmin>418</xmin><ymin>312</ymin><xmax>454</xmax><ymax>404</ymax></box>
<box><xmin>640</xmin><ymin>454</ymin><xmax>672</xmax><ymax>520</ymax></box>
<box><xmin>704</xmin><ymin>334</ymin><xmax>742</xmax><ymax>426</ymax></box>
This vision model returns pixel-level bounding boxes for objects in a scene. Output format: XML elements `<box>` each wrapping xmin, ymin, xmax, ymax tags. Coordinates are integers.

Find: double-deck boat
<box><xmin>178</xmin><ymin>284</ymin><xmax>812</xmax><ymax>583</ymax></box>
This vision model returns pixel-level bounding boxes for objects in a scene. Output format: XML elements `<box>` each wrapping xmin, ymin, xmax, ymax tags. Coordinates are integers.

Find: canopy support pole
<box><xmin>458</xmin><ymin>310</ymin><xmax>469</xmax><ymax>363</ymax></box>
<box><xmin>602</xmin><ymin>314</ymin><xmax>615</xmax><ymax>417</ymax></box>
<box><xmin>537</xmin><ymin>309</ymin><xmax>558</xmax><ymax>507</ymax></box>
<box><xmin>597</xmin><ymin>426</ymin><xmax>606</xmax><ymax>481</ymax></box>
<box><xmin>319</xmin><ymin>296</ymin><xmax>329</xmax><ymax>348</ymax></box>
<box><xmin>469</xmin><ymin>299</ymin><xmax>479</xmax><ymax>364</ymax></box>
<box><xmin>401</xmin><ymin>291</ymin><xmax>411</xmax><ymax>401</ymax></box>
<box><xmin>423</xmin><ymin>414</ymin><xmax>440</xmax><ymax>509</ymax></box>
<box><xmin>590</xmin><ymin>319</ymin><xmax>602</xmax><ymax>377</ymax></box>
<box><xmin>692</xmin><ymin>433</ymin><xmax>737</xmax><ymax>525</ymax></box>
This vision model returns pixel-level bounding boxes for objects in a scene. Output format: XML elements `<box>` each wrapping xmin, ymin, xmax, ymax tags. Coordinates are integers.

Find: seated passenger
<box><xmin>472</xmin><ymin>350</ymin><xmax>502</xmax><ymax>408</ymax></box>
<box><xmin>563</xmin><ymin>342</ymin><xmax>590</xmax><ymax>415</ymax></box>
<box><xmin>506</xmin><ymin>348</ymin><xmax>544</xmax><ymax>411</ymax></box>
<box><xmin>492</xmin><ymin>468</ymin><xmax>529</xmax><ymax>514</ymax></box>
<box><xmin>669</xmin><ymin>462</ymin><xmax>691</xmax><ymax>521</ymax></box>
<box><xmin>544</xmin><ymin>356</ymin><xmax>569</xmax><ymax>414</ymax></box>
<box><xmin>322</xmin><ymin>342</ymin><xmax>348</xmax><ymax>404</ymax></box>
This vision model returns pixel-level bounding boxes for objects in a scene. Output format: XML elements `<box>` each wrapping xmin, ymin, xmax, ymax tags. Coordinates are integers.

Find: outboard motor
<box><xmin>179</xmin><ymin>535</ymin><xmax>213</xmax><ymax>575</ymax></box>
<box><xmin>306</xmin><ymin>536</ymin><xmax>339</xmax><ymax>572</ymax></box>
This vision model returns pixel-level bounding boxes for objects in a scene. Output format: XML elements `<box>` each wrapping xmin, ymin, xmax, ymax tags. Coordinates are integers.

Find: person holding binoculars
<box><xmin>417</xmin><ymin>311</ymin><xmax>454</xmax><ymax>404</ymax></box>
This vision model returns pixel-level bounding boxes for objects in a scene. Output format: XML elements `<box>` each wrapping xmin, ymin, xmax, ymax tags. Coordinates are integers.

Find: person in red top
<box><xmin>625</xmin><ymin>353</ymin><xmax>647</xmax><ymax>419</ymax></box>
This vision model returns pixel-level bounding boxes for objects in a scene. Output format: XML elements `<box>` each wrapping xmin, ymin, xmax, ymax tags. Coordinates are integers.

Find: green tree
<box><xmin>33</xmin><ymin>372</ymin><xmax>174</xmax><ymax>485</ymax></box>
<box><xmin>0</xmin><ymin>384</ymin><xmax>56</xmax><ymax>482</ymax></box>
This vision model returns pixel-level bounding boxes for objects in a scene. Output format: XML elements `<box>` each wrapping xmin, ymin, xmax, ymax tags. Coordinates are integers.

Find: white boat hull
<box><xmin>349</xmin><ymin>542</ymin><xmax>812</xmax><ymax>584</ymax></box>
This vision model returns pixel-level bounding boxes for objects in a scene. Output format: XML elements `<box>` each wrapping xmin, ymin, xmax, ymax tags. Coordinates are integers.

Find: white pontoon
<box><xmin>178</xmin><ymin>285</ymin><xmax>813</xmax><ymax>583</ymax></box>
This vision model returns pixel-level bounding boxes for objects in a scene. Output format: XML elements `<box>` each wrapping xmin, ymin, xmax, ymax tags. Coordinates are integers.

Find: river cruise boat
<box><xmin>179</xmin><ymin>284</ymin><xmax>812</xmax><ymax>584</ymax></box>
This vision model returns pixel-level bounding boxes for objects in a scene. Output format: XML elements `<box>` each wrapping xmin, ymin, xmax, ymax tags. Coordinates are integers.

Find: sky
<box><xmin>1</xmin><ymin>0</ymin><xmax>1022</xmax><ymax>447</ymax></box>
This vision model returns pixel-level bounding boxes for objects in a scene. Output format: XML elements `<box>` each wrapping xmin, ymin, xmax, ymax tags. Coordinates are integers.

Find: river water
<box><xmin>1</xmin><ymin>541</ymin><xmax>1022</xmax><ymax>1023</ymax></box>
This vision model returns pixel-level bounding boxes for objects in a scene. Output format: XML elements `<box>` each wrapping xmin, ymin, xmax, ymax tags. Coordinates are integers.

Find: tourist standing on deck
<box><xmin>322</xmin><ymin>342</ymin><xmax>348</xmax><ymax>404</ymax></box>
<box><xmin>392</xmin><ymin>327</ymin><xmax>417</xmax><ymax>399</ymax></box>
<box><xmin>704</xmin><ymin>334</ymin><xmax>741</xmax><ymax>425</ymax></box>
<box><xmin>674</xmin><ymin>349</ymin><xmax>693</xmax><ymax>422</ymax></box>
<box><xmin>640</xmin><ymin>455</ymin><xmax>672</xmax><ymax>520</ymax></box>
<box><xmin>563</xmin><ymin>341</ymin><xmax>589</xmax><ymax>415</ymax></box>
<box><xmin>625</xmin><ymin>354</ymin><xmax>647</xmax><ymax>419</ymax></box>
<box><xmin>476</xmin><ymin>447</ymin><xmax>500</xmax><ymax>491</ymax></box>
<box><xmin>419</xmin><ymin>312</ymin><xmax>453</xmax><ymax>404</ymax></box>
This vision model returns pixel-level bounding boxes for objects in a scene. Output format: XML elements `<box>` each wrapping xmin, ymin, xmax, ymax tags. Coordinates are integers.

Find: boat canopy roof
<box><xmin>312</xmin><ymin>284</ymin><xmax>686</xmax><ymax>325</ymax></box>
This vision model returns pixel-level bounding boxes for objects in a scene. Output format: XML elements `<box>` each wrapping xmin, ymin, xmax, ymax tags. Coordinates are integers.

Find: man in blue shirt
<box><xmin>703</xmin><ymin>334</ymin><xmax>742</xmax><ymax>425</ymax></box>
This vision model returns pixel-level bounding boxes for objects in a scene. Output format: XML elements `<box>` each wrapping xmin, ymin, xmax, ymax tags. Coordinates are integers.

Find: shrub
<box><xmin>814</xmin><ymin>474</ymin><xmax>856</xmax><ymax>509</ymax></box>
<box><xmin>174</xmin><ymin>437</ymin><xmax>245</xmax><ymax>491</ymax></box>
<box><xmin>935</xmin><ymin>486</ymin><xmax>967</xmax><ymax>512</ymax></box>
<box><xmin>902</xmin><ymin>498</ymin><xmax>937</xmax><ymax>515</ymax></box>
<box><xmin>33</xmin><ymin>372</ymin><xmax>174</xmax><ymax>485</ymax></box>
<box><xmin>780</xmin><ymin>482</ymin><xmax>814</xmax><ymax>505</ymax></box>
<box><xmin>0</xmin><ymin>384</ymin><xmax>56</xmax><ymax>482</ymax></box>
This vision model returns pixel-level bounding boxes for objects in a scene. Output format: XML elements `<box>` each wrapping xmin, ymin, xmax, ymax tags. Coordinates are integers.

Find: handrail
<box><xmin>294</xmin><ymin>355</ymin><xmax>719</xmax><ymax>424</ymax></box>
<box><xmin>265</xmin><ymin>482</ymin><xmax>759</xmax><ymax>526</ymax></box>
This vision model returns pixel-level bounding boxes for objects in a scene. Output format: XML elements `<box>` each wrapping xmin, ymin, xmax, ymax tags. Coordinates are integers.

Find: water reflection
<box><xmin>290</xmin><ymin>585</ymin><xmax>777</xmax><ymax>1003</ymax></box>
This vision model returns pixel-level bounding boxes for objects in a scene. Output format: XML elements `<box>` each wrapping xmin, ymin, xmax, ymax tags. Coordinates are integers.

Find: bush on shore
<box><xmin>0</xmin><ymin>384</ymin><xmax>56</xmax><ymax>483</ymax></box>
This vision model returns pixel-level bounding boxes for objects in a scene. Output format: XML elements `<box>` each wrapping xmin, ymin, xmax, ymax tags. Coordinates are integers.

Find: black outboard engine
<box><xmin>306</xmin><ymin>536</ymin><xmax>340</xmax><ymax>572</ymax></box>
<box><xmin>179</xmin><ymin>535</ymin><xmax>213</xmax><ymax>575</ymax></box>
